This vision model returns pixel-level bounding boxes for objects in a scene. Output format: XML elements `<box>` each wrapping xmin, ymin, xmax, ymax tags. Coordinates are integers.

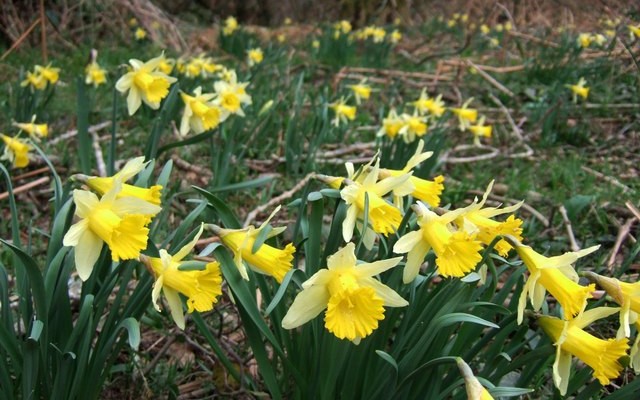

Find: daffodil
<box><xmin>341</xmin><ymin>158</ymin><xmax>411</xmax><ymax>249</ymax></box>
<box><xmin>134</xmin><ymin>27</ymin><xmax>147</xmax><ymax>40</ymax></box>
<box><xmin>312</xmin><ymin>40</ymin><xmax>320</xmax><ymax>49</ymax></box>
<box><xmin>335</xmin><ymin>20</ymin><xmax>352</xmax><ymax>34</ymax></box>
<box><xmin>577</xmin><ymin>33</ymin><xmax>592</xmax><ymax>48</ymax></box>
<box><xmin>213</xmin><ymin>71</ymin><xmax>252</xmax><ymax>116</ymax></box>
<box><xmin>398</xmin><ymin>111</ymin><xmax>428</xmax><ymax>143</ymax></box>
<box><xmin>539</xmin><ymin>308</ymin><xmax>628</xmax><ymax>395</ymax></box>
<box><xmin>371</xmin><ymin>27</ymin><xmax>386</xmax><ymax>43</ymax></box>
<box><xmin>223</xmin><ymin>16</ymin><xmax>239</xmax><ymax>36</ymax></box>
<box><xmin>277</xmin><ymin>34</ymin><xmax>286</xmax><ymax>43</ymax></box>
<box><xmin>142</xmin><ymin>224</ymin><xmax>223</xmax><ymax>329</ymax></box>
<box><xmin>628</xmin><ymin>25</ymin><xmax>640</xmax><ymax>40</ymax></box>
<box><xmin>454</xmin><ymin>181</ymin><xmax>523</xmax><ymax>257</ymax></box>
<box><xmin>584</xmin><ymin>272</ymin><xmax>640</xmax><ymax>338</ymax></box>
<box><xmin>284</xmin><ymin>17</ymin><xmax>292</xmax><ymax>25</ymax></box>
<box><xmin>35</xmin><ymin>64</ymin><xmax>60</xmax><ymax>85</ymax></box>
<box><xmin>394</xmin><ymin>202</ymin><xmax>483</xmax><ymax>283</ymax></box>
<box><xmin>21</xmin><ymin>70</ymin><xmax>47</xmax><ymax>91</ymax></box>
<box><xmin>210</xmin><ymin>206</ymin><xmax>294</xmax><ymax>283</ymax></box>
<box><xmin>379</xmin><ymin>140</ymin><xmax>444</xmax><ymax>209</ymax></box>
<box><xmin>592</xmin><ymin>33</ymin><xmax>607</xmax><ymax>46</ymax></box>
<box><xmin>63</xmin><ymin>180</ymin><xmax>161</xmax><ymax>280</ymax></box>
<box><xmin>180</xmin><ymin>87</ymin><xmax>228</xmax><ymax>136</ymax></box>
<box><xmin>0</xmin><ymin>134</ymin><xmax>31</xmax><ymax>168</ymax></box>
<box><xmin>13</xmin><ymin>116</ymin><xmax>48</xmax><ymax>140</ymax></box>
<box><xmin>329</xmin><ymin>98</ymin><xmax>357</xmax><ymax>127</ymax></box>
<box><xmin>389</xmin><ymin>29</ymin><xmax>402</xmax><ymax>44</ymax></box>
<box><xmin>115</xmin><ymin>54</ymin><xmax>177</xmax><ymax>115</ymax></box>
<box><xmin>451</xmin><ymin>98</ymin><xmax>478</xmax><ymax>131</ymax></box>
<box><xmin>376</xmin><ymin>108</ymin><xmax>403</xmax><ymax>139</ymax></box>
<box><xmin>282</xmin><ymin>242</ymin><xmax>408</xmax><ymax>342</ymax></box>
<box><xmin>348</xmin><ymin>79</ymin><xmax>372</xmax><ymax>105</ymax></box>
<box><xmin>157</xmin><ymin>55</ymin><xmax>175</xmax><ymax>75</ymax></box>
<box><xmin>567</xmin><ymin>77</ymin><xmax>589</xmax><ymax>102</ymax></box>
<box><xmin>247</xmin><ymin>48</ymin><xmax>264</xmax><ymax>67</ymax></box>
<box><xmin>410</xmin><ymin>90</ymin><xmax>446</xmax><ymax>117</ymax></box>
<box><xmin>456</xmin><ymin>358</ymin><xmax>495</xmax><ymax>400</ymax></box>
<box><xmin>468</xmin><ymin>116</ymin><xmax>492</xmax><ymax>146</ymax></box>
<box><xmin>507</xmin><ymin>237</ymin><xmax>598</xmax><ymax>324</ymax></box>
<box><xmin>480</xmin><ymin>24</ymin><xmax>491</xmax><ymax>34</ymax></box>
<box><xmin>85</xmin><ymin>60</ymin><xmax>107</xmax><ymax>88</ymax></box>
<box><xmin>80</xmin><ymin>156</ymin><xmax>163</xmax><ymax>206</ymax></box>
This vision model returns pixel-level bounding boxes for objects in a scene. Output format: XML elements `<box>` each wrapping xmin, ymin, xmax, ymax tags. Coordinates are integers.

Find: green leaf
<box><xmin>117</xmin><ymin>318</ymin><xmax>140</xmax><ymax>351</ymax></box>
<box><xmin>156</xmin><ymin>128</ymin><xmax>217</xmax><ymax>157</ymax></box>
<box><xmin>265</xmin><ymin>268</ymin><xmax>303</xmax><ymax>316</ymax></box>
<box><xmin>208</xmin><ymin>175</ymin><xmax>276</xmax><ymax>194</ymax></box>
<box><xmin>252</xmin><ymin>224</ymin><xmax>273</xmax><ymax>254</ymax></box>
<box><xmin>193</xmin><ymin>186</ymin><xmax>242</xmax><ymax>229</ymax></box>
<box><xmin>434</xmin><ymin>312</ymin><xmax>499</xmax><ymax>329</ymax></box>
<box><xmin>177</xmin><ymin>261</ymin><xmax>207</xmax><ymax>271</ymax></box>
<box><xmin>145</xmin><ymin>82</ymin><xmax>180</xmax><ymax>159</ymax></box>
<box><xmin>376</xmin><ymin>350</ymin><xmax>398</xmax><ymax>371</ymax></box>
<box><xmin>76</xmin><ymin>76</ymin><xmax>92</xmax><ymax>174</ymax></box>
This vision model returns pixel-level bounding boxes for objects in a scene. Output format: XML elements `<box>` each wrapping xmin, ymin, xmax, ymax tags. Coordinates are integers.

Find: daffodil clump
<box><xmin>0</xmin><ymin>133</ymin><xmax>32</xmax><ymax>168</ymax></box>
<box><xmin>21</xmin><ymin>64</ymin><xmax>60</xmax><ymax>91</ymax></box>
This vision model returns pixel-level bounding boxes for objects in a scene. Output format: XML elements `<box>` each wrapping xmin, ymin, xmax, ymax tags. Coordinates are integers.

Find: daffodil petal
<box><xmin>282</xmin><ymin>285</ymin><xmax>330</xmax><ymax>329</ymax></box>
<box><xmin>75</xmin><ymin>230</ymin><xmax>103</xmax><ymax>281</ymax></box>
<box><xmin>164</xmin><ymin>287</ymin><xmax>185</xmax><ymax>330</ymax></box>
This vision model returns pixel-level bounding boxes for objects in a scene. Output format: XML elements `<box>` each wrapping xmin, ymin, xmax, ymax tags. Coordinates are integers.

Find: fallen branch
<box><xmin>0</xmin><ymin>176</ymin><xmax>50</xmax><ymax>200</ymax></box>
<box><xmin>243</xmin><ymin>172</ymin><xmax>315</xmax><ymax>227</ymax></box>
<box><xmin>608</xmin><ymin>218</ymin><xmax>636</xmax><ymax>270</ymax></box>
<box><xmin>466</xmin><ymin>60</ymin><xmax>515</xmax><ymax>97</ymax></box>
<box><xmin>558</xmin><ymin>205</ymin><xmax>580</xmax><ymax>251</ymax></box>
<box><xmin>580</xmin><ymin>166</ymin><xmax>631</xmax><ymax>193</ymax></box>
<box><xmin>49</xmin><ymin>121</ymin><xmax>112</xmax><ymax>145</ymax></box>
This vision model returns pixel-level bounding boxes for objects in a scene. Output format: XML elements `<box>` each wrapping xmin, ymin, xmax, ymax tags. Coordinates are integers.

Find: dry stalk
<box><xmin>558</xmin><ymin>205</ymin><xmax>580</xmax><ymax>251</ymax></box>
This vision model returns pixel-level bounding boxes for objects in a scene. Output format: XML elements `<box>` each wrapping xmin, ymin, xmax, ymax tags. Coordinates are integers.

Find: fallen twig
<box><xmin>608</xmin><ymin>218</ymin><xmax>636</xmax><ymax>270</ymax></box>
<box><xmin>466</xmin><ymin>60</ymin><xmax>515</xmax><ymax>97</ymax></box>
<box><xmin>243</xmin><ymin>172</ymin><xmax>315</xmax><ymax>227</ymax></box>
<box><xmin>49</xmin><ymin>121</ymin><xmax>112</xmax><ymax>145</ymax></box>
<box><xmin>558</xmin><ymin>205</ymin><xmax>580</xmax><ymax>251</ymax></box>
<box><xmin>0</xmin><ymin>176</ymin><xmax>50</xmax><ymax>200</ymax></box>
<box><xmin>580</xmin><ymin>166</ymin><xmax>631</xmax><ymax>193</ymax></box>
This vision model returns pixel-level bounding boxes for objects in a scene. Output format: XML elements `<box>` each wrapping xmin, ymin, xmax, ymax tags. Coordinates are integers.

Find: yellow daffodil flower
<box><xmin>628</xmin><ymin>25</ymin><xmax>640</xmax><ymax>40</ymax></box>
<box><xmin>85</xmin><ymin>60</ymin><xmax>107</xmax><ymax>88</ymax></box>
<box><xmin>156</xmin><ymin>54</ymin><xmax>175</xmax><ymax>75</ymax></box>
<box><xmin>376</xmin><ymin>108</ymin><xmax>404</xmax><ymax>139</ymax></box>
<box><xmin>128</xmin><ymin>18</ymin><xmax>138</xmax><ymax>27</ymax></box>
<box><xmin>247</xmin><ymin>48</ymin><xmax>264</xmax><ymax>67</ymax></box>
<box><xmin>180</xmin><ymin>86</ymin><xmax>228</xmax><ymax>136</ymax></box>
<box><xmin>506</xmin><ymin>237</ymin><xmax>599</xmax><ymax>324</ymax></box>
<box><xmin>0</xmin><ymin>134</ymin><xmax>31</xmax><ymax>168</ymax></box>
<box><xmin>341</xmin><ymin>157</ymin><xmax>411</xmax><ymax>249</ymax></box>
<box><xmin>223</xmin><ymin>16</ymin><xmax>239</xmax><ymax>36</ymax></box>
<box><xmin>141</xmin><ymin>224</ymin><xmax>222</xmax><ymax>329</ymax></box>
<box><xmin>277</xmin><ymin>33</ymin><xmax>286</xmax><ymax>43</ymax></box>
<box><xmin>13</xmin><ymin>116</ymin><xmax>48</xmax><ymax>140</ymax></box>
<box><xmin>394</xmin><ymin>202</ymin><xmax>483</xmax><ymax>283</ymax></box>
<box><xmin>81</xmin><ymin>156</ymin><xmax>163</xmax><ymax>205</ymax></box>
<box><xmin>567</xmin><ymin>77</ymin><xmax>589</xmax><ymax>102</ymax></box>
<box><xmin>213</xmin><ymin>70</ymin><xmax>252</xmax><ymax>116</ymax></box>
<box><xmin>21</xmin><ymin>70</ymin><xmax>47</xmax><ymax>91</ymax></box>
<box><xmin>379</xmin><ymin>140</ymin><xmax>444</xmax><ymax>209</ymax></box>
<box><xmin>134</xmin><ymin>27</ymin><xmax>147</xmax><ymax>40</ymax></box>
<box><xmin>372</xmin><ymin>27</ymin><xmax>386</xmax><ymax>43</ymax></box>
<box><xmin>584</xmin><ymin>272</ymin><xmax>640</xmax><ymax>338</ymax></box>
<box><xmin>63</xmin><ymin>180</ymin><xmax>161</xmax><ymax>280</ymax></box>
<box><xmin>480</xmin><ymin>24</ymin><xmax>491</xmax><ymax>34</ymax></box>
<box><xmin>451</xmin><ymin>98</ymin><xmax>478</xmax><ymax>131</ymax></box>
<box><xmin>592</xmin><ymin>33</ymin><xmax>607</xmax><ymax>46</ymax></box>
<box><xmin>456</xmin><ymin>358</ymin><xmax>495</xmax><ymax>400</ymax></box>
<box><xmin>284</xmin><ymin>17</ymin><xmax>292</xmax><ymax>25</ymax></box>
<box><xmin>312</xmin><ymin>39</ymin><xmax>320</xmax><ymax>49</ymax></box>
<box><xmin>282</xmin><ymin>242</ymin><xmax>408</xmax><ymax>342</ymax></box>
<box><xmin>115</xmin><ymin>54</ymin><xmax>177</xmax><ymax>115</ymax></box>
<box><xmin>348</xmin><ymin>79</ymin><xmax>372</xmax><ymax>105</ymax></box>
<box><xmin>454</xmin><ymin>181</ymin><xmax>523</xmax><ymax>257</ymax></box>
<box><xmin>389</xmin><ymin>29</ymin><xmax>402</xmax><ymax>44</ymax></box>
<box><xmin>578</xmin><ymin>33</ymin><xmax>592</xmax><ymax>48</ymax></box>
<box><xmin>329</xmin><ymin>98</ymin><xmax>357</xmax><ymax>127</ymax></box>
<box><xmin>398</xmin><ymin>111</ymin><xmax>428</xmax><ymax>143</ymax></box>
<box><xmin>410</xmin><ymin>89</ymin><xmax>446</xmax><ymax>117</ymax></box>
<box><xmin>468</xmin><ymin>116</ymin><xmax>492</xmax><ymax>146</ymax></box>
<box><xmin>35</xmin><ymin>64</ymin><xmax>60</xmax><ymax>85</ymax></box>
<box><xmin>209</xmin><ymin>206</ymin><xmax>294</xmax><ymax>283</ymax></box>
<box><xmin>335</xmin><ymin>20</ymin><xmax>352</xmax><ymax>34</ymax></box>
<box><xmin>539</xmin><ymin>308</ymin><xmax>628</xmax><ymax>395</ymax></box>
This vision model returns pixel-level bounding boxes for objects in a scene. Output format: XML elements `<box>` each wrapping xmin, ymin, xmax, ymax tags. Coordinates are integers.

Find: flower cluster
<box><xmin>21</xmin><ymin>64</ymin><xmax>60</xmax><ymax>91</ymax></box>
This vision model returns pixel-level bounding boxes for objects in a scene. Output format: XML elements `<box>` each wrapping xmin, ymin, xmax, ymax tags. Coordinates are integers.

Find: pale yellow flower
<box><xmin>143</xmin><ymin>224</ymin><xmax>222</xmax><ymax>329</ymax></box>
<box><xmin>213</xmin><ymin>70</ymin><xmax>252</xmax><ymax>116</ymax></box>
<box><xmin>115</xmin><ymin>54</ymin><xmax>178</xmax><ymax>115</ymax></box>
<box><xmin>539</xmin><ymin>308</ymin><xmax>628</xmax><ymax>395</ymax></box>
<box><xmin>329</xmin><ymin>98</ymin><xmax>357</xmax><ymax>127</ymax></box>
<box><xmin>247</xmin><ymin>48</ymin><xmax>264</xmax><ymax>67</ymax></box>
<box><xmin>0</xmin><ymin>134</ymin><xmax>31</xmax><ymax>168</ymax></box>
<box><xmin>282</xmin><ymin>243</ymin><xmax>407</xmax><ymax>342</ymax></box>
<box><xmin>63</xmin><ymin>180</ymin><xmax>161</xmax><ymax>280</ymax></box>
<box><xmin>180</xmin><ymin>87</ymin><xmax>228</xmax><ymax>136</ymax></box>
